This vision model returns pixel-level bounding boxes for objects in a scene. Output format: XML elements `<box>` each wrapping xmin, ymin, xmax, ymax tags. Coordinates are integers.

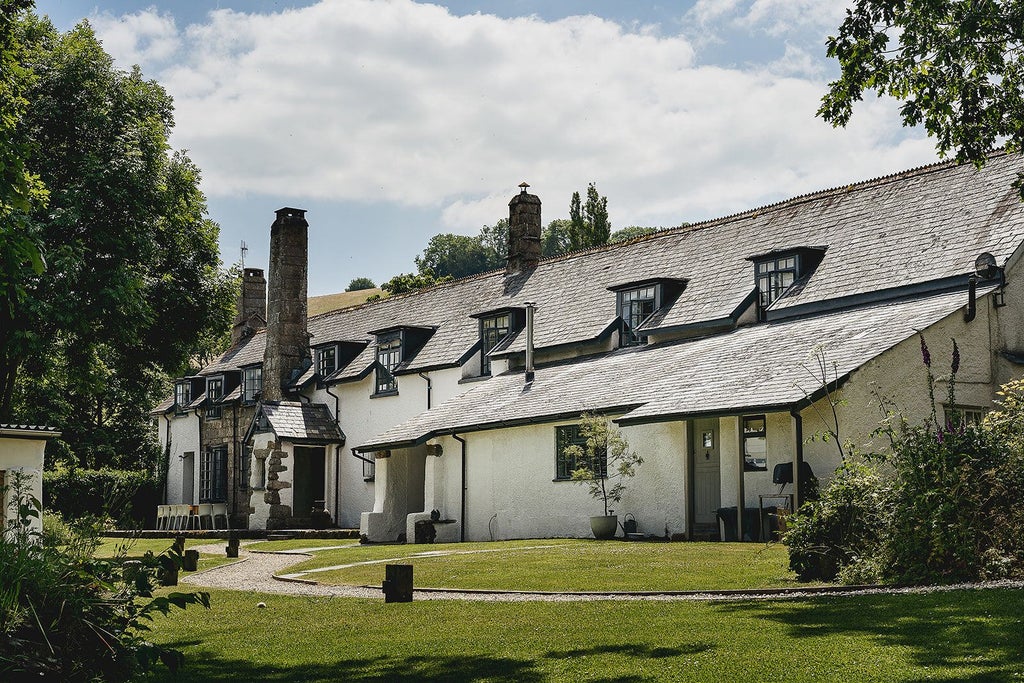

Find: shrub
<box><xmin>786</xmin><ymin>337</ymin><xmax>1024</xmax><ymax>585</ymax></box>
<box><xmin>1</xmin><ymin>473</ymin><xmax>209</xmax><ymax>681</ymax></box>
<box><xmin>43</xmin><ymin>468</ymin><xmax>162</xmax><ymax>528</ymax></box>
<box><xmin>566</xmin><ymin>413</ymin><xmax>643</xmax><ymax>517</ymax></box>
<box><xmin>784</xmin><ymin>461</ymin><xmax>886</xmax><ymax>582</ymax></box>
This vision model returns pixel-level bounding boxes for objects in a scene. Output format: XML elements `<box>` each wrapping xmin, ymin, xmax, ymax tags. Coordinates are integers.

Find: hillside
<box><xmin>307</xmin><ymin>288</ymin><xmax>382</xmax><ymax>316</ymax></box>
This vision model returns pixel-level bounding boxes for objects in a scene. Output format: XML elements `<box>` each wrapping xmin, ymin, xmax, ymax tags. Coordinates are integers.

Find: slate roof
<box><xmin>259</xmin><ymin>402</ymin><xmax>345</xmax><ymax>443</ymax></box>
<box><xmin>357</xmin><ymin>288</ymin><xmax>982</xmax><ymax>451</ymax></box>
<box><xmin>0</xmin><ymin>424</ymin><xmax>62</xmax><ymax>438</ymax></box>
<box><xmin>195</xmin><ymin>152</ymin><xmax>1024</xmax><ymax>386</ymax></box>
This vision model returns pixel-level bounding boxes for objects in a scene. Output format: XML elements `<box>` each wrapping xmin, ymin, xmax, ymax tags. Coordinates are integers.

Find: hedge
<box><xmin>43</xmin><ymin>469</ymin><xmax>162</xmax><ymax>528</ymax></box>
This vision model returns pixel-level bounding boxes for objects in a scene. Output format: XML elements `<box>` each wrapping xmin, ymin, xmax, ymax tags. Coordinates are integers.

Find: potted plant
<box><xmin>565</xmin><ymin>413</ymin><xmax>643</xmax><ymax>539</ymax></box>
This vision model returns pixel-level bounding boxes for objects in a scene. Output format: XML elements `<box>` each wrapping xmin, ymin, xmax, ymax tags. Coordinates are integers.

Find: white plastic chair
<box><xmin>196</xmin><ymin>503</ymin><xmax>215</xmax><ymax>530</ymax></box>
<box><xmin>212</xmin><ymin>503</ymin><xmax>228</xmax><ymax>529</ymax></box>
<box><xmin>172</xmin><ymin>504</ymin><xmax>189</xmax><ymax>530</ymax></box>
<box><xmin>155</xmin><ymin>505</ymin><xmax>169</xmax><ymax>530</ymax></box>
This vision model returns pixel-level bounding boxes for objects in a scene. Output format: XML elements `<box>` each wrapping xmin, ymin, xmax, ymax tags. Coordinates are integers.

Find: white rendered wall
<box><xmin>405</xmin><ymin>419</ymin><xmax>689</xmax><ymax>542</ymax></box>
<box><xmin>161</xmin><ymin>412</ymin><xmax>200</xmax><ymax>505</ymax></box>
<box><xmin>0</xmin><ymin>437</ymin><xmax>46</xmax><ymax>534</ymax></box>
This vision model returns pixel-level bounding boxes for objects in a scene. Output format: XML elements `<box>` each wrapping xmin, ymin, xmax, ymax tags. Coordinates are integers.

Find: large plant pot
<box><xmin>590</xmin><ymin>515</ymin><xmax>618</xmax><ymax>540</ymax></box>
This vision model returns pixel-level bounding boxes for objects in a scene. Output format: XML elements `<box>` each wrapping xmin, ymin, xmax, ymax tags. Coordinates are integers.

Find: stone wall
<box><xmin>263</xmin><ymin>208</ymin><xmax>309</xmax><ymax>402</ymax></box>
<box><xmin>506</xmin><ymin>188</ymin><xmax>541</xmax><ymax>274</ymax></box>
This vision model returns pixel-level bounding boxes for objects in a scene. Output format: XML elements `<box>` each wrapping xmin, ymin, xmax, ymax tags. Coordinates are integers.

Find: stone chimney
<box><xmin>262</xmin><ymin>207</ymin><xmax>309</xmax><ymax>402</ymax></box>
<box><xmin>231</xmin><ymin>268</ymin><xmax>267</xmax><ymax>346</ymax></box>
<box><xmin>506</xmin><ymin>182</ymin><xmax>542</xmax><ymax>275</ymax></box>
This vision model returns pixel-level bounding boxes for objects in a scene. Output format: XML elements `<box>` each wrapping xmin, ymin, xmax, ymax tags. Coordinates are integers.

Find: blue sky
<box><xmin>35</xmin><ymin>1</ymin><xmax>937</xmax><ymax>295</ymax></box>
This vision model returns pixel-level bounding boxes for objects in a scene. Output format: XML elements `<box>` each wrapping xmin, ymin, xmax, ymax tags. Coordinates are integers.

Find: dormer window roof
<box><xmin>746</xmin><ymin>246</ymin><xmax>826</xmax><ymax>319</ymax></box>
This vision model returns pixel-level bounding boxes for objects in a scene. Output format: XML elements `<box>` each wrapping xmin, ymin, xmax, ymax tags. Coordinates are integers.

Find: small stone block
<box><xmin>382</xmin><ymin>564</ymin><xmax>413</xmax><ymax>603</ymax></box>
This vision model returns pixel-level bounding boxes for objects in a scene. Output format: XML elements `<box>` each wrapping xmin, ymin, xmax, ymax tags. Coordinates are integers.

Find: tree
<box><xmin>0</xmin><ymin>0</ymin><xmax>47</xmax><ymax>411</ymax></box>
<box><xmin>478</xmin><ymin>218</ymin><xmax>508</xmax><ymax>269</ymax></box>
<box><xmin>414</xmin><ymin>233</ymin><xmax>492</xmax><ymax>279</ymax></box>
<box><xmin>568</xmin><ymin>183</ymin><xmax>611</xmax><ymax>250</ymax></box>
<box><xmin>609</xmin><ymin>226</ymin><xmax>657</xmax><ymax>243</ymax></box>
<box><xmin>380</xmin><ymin>270</ymin><xmax>453</xmax><ymax>295</ymax></box>
<box><xmin>346</xmin><ymin>277</ymin><xmax>376</xmax><ymax>291</ymax></box>
<box><xmin>541</xmin><ymin>219</ymin><xmax>573</xmax><ymax>257</ymax></box>
<box><xmin>568</xmin><ymin>190</ymin><xmax>584</xmax><ymax>250</ymax></box>
<box><xmin>820</xmin><ymin>0</ymin><xmax>1024</xmax><ymax>192</ymax></box>
<box><xmin>1</xmin><ymin>15</ymin><xmax>235</xmax><ymax>469</ymax></box>
<box><xmin>584</xmin><ymin>182</ymin><xmax>611</xmax><ymax>246</ymax></box>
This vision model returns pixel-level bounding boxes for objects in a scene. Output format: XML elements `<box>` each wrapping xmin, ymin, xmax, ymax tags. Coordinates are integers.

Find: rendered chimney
<box><xmin>262</xmin><ymin>207</ymin><xmax>309</xmax><ymax>402</ymax></box>
<box><xmin>506</xmin><ymin>182</ymin><xmax>542</xmax><ymax>274</ymax></box>
<box><xmin>231</xmin><ymin>268</ymin><xmax>267</xmax><ymax>346</ymax></box>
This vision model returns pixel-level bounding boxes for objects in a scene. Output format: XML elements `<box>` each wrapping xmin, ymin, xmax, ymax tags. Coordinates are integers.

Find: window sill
<box><xmin>370</xmin><ymin>390</ymin><xmax>398</xmax><ymax>399</ymax></box>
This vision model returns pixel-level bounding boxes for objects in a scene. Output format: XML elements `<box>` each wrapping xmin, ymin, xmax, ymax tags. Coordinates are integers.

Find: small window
<box><xmin>200</xmin><ymin>446</ymin><xmax>228</xmax><ymax>503</ymax></box>
<box><xmin>206</xmin><ymin>377</ymin><xmax>224</xmax><ymax>419</ymax></box>
<box><xmin>743</xmin><ymin>415</ymin><xmax>767</xmax><ymax>472</ymax></box>
<box><xmin>756</xmin><ymin>256</ymin><xmax>798</xmax><ymax>315</ymax></box>
<box><xmin>481</xmin><ymin>313</ymin><xmax>510</xmax><ymax>376</ymax></box>
<box><xmin>317</xmin><ymin>345</ymin><xmax>338</xmax><ymax>377</ymax></box>
<box><xmin>555</xmin><ymin>424</ymin><xmax>608</xmax><ymax>480</ymax></box>
<box><xmin>944</xmin><ymin>405</ymin><xmax>987</xmax><ymax>428</ymax></box>
<box><xmin>174</xmin><ymin>381</ymin><xmax>191</xmax><ymax>413</ymax></box>
<box><xmin>618</xmin><ymin>286</ymin><xmax>657</xmax><ymax>346</ymax></box>
<box><xmin>363</xmin><ymin>457</ymin><xmax>375</xmax><ymax>482</ymax></box>
<box><xmin>375</xmin><ymin>333</ymin><xmax>401</xmax><ymax>394</ymax></box>
<box><xmin>242</xmin><ymin>367</ymin><xmax>262</xmax><ymax>405</ymax></box>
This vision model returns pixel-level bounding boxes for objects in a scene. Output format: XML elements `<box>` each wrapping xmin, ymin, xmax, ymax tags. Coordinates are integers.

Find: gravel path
<box><xmin>182</xmin><ymin>542</ymin><xmax>1024</xmax><ymax>603</ymax></box>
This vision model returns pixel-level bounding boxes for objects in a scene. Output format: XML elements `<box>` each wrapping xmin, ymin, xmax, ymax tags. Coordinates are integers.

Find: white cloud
<box><xmin>91</xmin><ymin>0</ymin><xmax>937</xmax><ymax>235</ymax></box>
<box><xmin>90</xmin><ymin>7</ymin><xmax>179</xmax><ymax>66</ymax></box>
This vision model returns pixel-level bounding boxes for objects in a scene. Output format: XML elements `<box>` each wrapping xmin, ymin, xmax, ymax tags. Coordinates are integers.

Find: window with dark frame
<box><xmin>480</xmin><ymin>313</ymin><xmax>510</xmax><ymax>376</ymax></box>
<box><xmin>205</xmin><ymin>377</ymin><xmax>223</xmax><ymax>419</ymax></box>
<box><xmin>618</xmin><ymin>285</ymin><xmax>657</xmax><ymax>346</ymax></box>
<box><xmin>555</xmin><ymin>424</ymin><xmax>608</xmax><ymax>480</ymax></box>
<box><xmin>174</xmin><ymin>381</ymin><xmax>191</xmax><ymax>412</ymax></box>
<box><xmin>742</xmin><ymin>415</ymin><xmax>768</xmax><ymax>472</ymax></box>
<box><xmin>375</xmin><ymin>333</ymin><xmax>401</xmax><ymax>394</ymax></box>
<box><xmin>242</xmin><ymin>366</ymin><xmax>262</xmax><ymax>404</ymax></box>
<box><xmin>199</xmin><ymin>446</ymin><xmax>228</xmax><ymax>503</ymax></box>
<box><xmin>756</xmin><ymin>255</ymin><xmax>798</xmax><ymax>313</ymax></box>
<box><xmin>317</xmin><ymin>345</ymin><xmax>338</xmax><ymax>378</ymax></box>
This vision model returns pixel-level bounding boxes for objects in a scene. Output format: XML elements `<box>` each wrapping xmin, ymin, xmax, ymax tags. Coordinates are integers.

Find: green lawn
<box><xmin>140</xmin><ymin>587</ymin><xmax>1024</xmax><ymax>682</ymax></box>
<box><xmin>267</xmin><ymin>539</ymin><xmax>809</xmax><ymax>592</ymax></box>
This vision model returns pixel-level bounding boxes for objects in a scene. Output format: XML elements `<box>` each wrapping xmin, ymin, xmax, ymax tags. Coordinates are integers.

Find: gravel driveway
<box><xmin>181</xmin><ymin>541</ymin><xmax>1024</xmax><ymax>603</ymax></box>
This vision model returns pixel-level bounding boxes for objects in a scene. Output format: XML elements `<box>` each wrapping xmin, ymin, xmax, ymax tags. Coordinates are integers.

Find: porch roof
<box><xmin>357</xmin><ymin>288</ymin><xmax>981</xmax><ymax>451</ymax></box>
<box><xmin>259</xmin><ymin>401</ymin><xmax>345</xmax><ymax>444</ymax></box>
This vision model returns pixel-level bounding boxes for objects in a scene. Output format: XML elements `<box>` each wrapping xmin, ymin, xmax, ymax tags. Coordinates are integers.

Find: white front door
<box><xmin>692</xmin><ymin>419</ymin><xmax>721</xmax><ymax>529</ymax></box>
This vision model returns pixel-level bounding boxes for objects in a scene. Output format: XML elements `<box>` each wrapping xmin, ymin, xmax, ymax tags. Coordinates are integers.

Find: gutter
<box><xmin>453</xmin><ymin>432</ymin><xmax>467</xmax><ymax>542</ymax></box>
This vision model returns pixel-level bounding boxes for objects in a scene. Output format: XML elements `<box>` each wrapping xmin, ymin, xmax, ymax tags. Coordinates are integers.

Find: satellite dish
<box><xmin>975</xmin><ymin>252</ymin><xmax>999</xmax><ymax>280</ymax></box>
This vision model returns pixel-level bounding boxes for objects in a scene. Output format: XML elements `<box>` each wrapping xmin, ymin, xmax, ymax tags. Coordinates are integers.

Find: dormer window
<box><xmin>375</xmin><ymin>333</ymin><xmax>401</xmax><ymax>394</ymax></box>
<box><xmin>317</xmin><ymin>345</ymin><xmax>338</xmax><ymax>377</ymax></box>
<box><xmin>174</xmin><ymin>381</ymin><xmax>191</xmax><ymax>413</ymax></box>
<box><xmin>749</xmin><ymin>247</ymin><xmax>827</xmax><ymax>321</ymax></box>
<box><xmin>481</xmin><ymin>313</ymin><xmax>511</xmax><ymax>375</ymax></box>
<box><xmin>618</xmin><ymin>286</ymin><xmax>657</xmax><ymax>346</ymax></box>
<box><xmin>205</xmin><ymin>376</ymin><xmax>224</xmax><ymax>419</ymax></box>
<box><xmin>242</xmin><ymin>366</ymin><xmax>262</xmax><ymax>404</ymax></box>
<box><xmin>608</xmin><ymin>278</ymin><xmax>687</xmax><ymax>348</ymax></box>
<box><xmin>756</xmin><ymin>256</ymin><xmax>797</xmax><ymax>311</ymax></box>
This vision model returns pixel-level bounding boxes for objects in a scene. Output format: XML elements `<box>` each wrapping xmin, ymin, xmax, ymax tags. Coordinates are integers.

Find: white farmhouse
<box><xmin>154</xmin><ymin>152</ymin><xmax>1024</xmax><ymax>542</ymax></box>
